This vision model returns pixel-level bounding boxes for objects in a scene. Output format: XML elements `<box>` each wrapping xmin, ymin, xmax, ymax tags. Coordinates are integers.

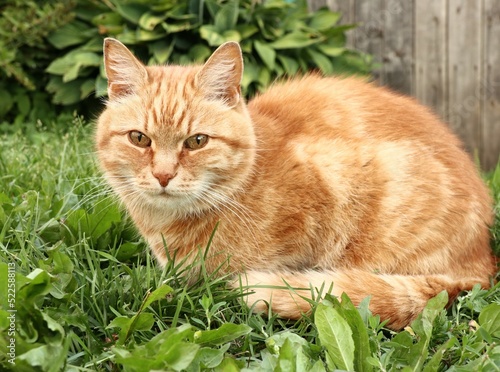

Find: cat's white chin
<box><xmin>140</xmin><ymin>188</ymin><xmax>209</xmax><ymax>215</ymax></box>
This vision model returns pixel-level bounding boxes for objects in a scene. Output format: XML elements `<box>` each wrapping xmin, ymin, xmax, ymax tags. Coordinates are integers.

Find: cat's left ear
<box><xmin>103</xmin><ymin>38</ymin><xmax>148</xmax><ymax>100</ymax></box>
<box><xmin>197</xmin><ymin>42</ymin><xmax>243</xmax><ymax>107</ymax></box>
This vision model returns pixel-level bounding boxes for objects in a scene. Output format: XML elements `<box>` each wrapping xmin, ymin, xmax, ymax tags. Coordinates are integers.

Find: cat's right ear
<box><xmin>103</xmin><ymin>38</ymin><xmax>148</xmax><ymax>100</ymax></box>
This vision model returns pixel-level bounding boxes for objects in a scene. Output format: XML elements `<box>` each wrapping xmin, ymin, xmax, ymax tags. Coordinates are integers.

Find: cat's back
<box><xmin>247</xmin><ymin>74</ymin><xmax>480</xmax><ymax>193</ymax></box>
<box><xmin>248</xmin><ymin>74</ymin><xmax>459</xmax><ymax>147</ymax></box>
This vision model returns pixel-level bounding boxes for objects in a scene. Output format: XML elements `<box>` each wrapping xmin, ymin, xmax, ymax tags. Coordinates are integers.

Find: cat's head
<box><xmin>96</xmin><ymin>38</ymin><xmax>256</xmax><ymax>218</ymax></box>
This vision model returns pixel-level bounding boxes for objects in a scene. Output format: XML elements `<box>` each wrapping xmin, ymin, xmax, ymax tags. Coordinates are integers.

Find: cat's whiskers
<box><xmin>55</xmin><ymin>175</ymin><xmax>109</xmax><ymax>212</ymax></box>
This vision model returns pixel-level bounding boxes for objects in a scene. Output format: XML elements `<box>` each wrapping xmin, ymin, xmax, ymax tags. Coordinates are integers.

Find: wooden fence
<box><xmin>309</xmin><ymin>0</ymin><xmax>500</xmax><ymax>170</ymax></box>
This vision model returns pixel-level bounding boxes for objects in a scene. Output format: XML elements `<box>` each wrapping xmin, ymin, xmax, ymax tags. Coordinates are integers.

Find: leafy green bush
<box><xmin>0</xmin><ymin>0</ymin><xmax>76</xmax><ymax>123</ymax></box>
<box><xmin>0</xmin><ymin>0</ymin><xmax>372</xmax><ymax>122</ymax></box>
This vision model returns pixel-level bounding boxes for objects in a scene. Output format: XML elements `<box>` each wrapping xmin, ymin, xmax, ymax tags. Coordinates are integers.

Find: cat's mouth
<box><xmin>157</xmin><ymin>189</ymin><xmax>172</xmax><ymax>197</ymax></box>
<box><xmin>153</xmin><ymin>188</ymin><xmax>183</xmax><ymax>199</ymax></box>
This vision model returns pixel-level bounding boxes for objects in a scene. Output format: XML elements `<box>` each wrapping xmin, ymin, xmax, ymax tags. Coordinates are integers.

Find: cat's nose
<box><xmin>153</xmin><ymin>172</ymin><xmax>175</xmax><ymax>188</ymax></box>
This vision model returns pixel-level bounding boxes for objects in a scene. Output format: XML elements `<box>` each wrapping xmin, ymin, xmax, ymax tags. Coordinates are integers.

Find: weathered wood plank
<box><xmin>351</xmin><ymin>0</ymin><xmax>385</xmax><ymax>83</ymax></box>
<box><xmin>308</xmin><ymin>0</ymin><xmax>326</xmax><ymax>11</ymax></box>
<box><xmin>447</xmin><ymin>0</ymin><xmax>483</xmax><ymax>155</ymax></box>
<box><xmin>380</xmin><ymin>0</ymin><xmax>414</xmax><ymax>94</ymax></box>
<box><xmin>414</xmin><ymin>1</ymin><xmax>448</xmax><ymax>120</ymax></box>
<box><xmin>482</xmin><ymin>0</ymin><xmax>500</xmax><ymax>169</ymax></box>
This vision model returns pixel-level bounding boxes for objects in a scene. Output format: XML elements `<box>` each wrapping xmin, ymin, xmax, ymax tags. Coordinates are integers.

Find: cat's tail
<box><xmin>237</xmin><ymin>269</ymin><xmax>492</xmax><ymax>329</ymax></box>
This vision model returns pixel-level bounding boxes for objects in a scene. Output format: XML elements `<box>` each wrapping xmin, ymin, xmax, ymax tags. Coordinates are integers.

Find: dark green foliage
<box><xmin>0</xmin><ymin>0</ymin><xmax>76</xmax><ymax>123</ymax></box>
<box><xmin>0</xmin><ymin>0</ymin><xmax>373</xmax><ymax>123</ymax></box>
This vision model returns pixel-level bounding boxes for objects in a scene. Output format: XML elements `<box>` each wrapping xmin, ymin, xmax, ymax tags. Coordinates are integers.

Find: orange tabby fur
<box><xmin>96</xmin><ymin>38</ymin><xmax>497</xmax><ymax>329</ymax></box>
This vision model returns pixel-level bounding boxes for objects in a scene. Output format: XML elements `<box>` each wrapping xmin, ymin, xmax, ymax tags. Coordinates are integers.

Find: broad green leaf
<box><xmin>215</xmin><ymin>357</ymin><xmax>241</xmax><ymax>371</ymax></box>
<box><xmin>46</xmin><ymin>50</ymin><xmax>102</xmax><ymax>83</ymax></box>
<box><xmin>116</xmin><ymin>32</ymin><xmax>138</xmax><ymax>45</ymax></box>
<box><xmin>315</xmin><ymin>303</ymin><xmax>355</xmax><ymax>371</ymax></box>
<box><xmin>19</xmin><ymin>269</ymin><xmax>52</xmax><ymax>303</ymax></box>
<box><xmin>310</xmin><ymin>360</ymin><xmax>327</xmax><ymax>372</ymax></box>
<box><xmin>242</xmin><ymin>61</ymin><xmax>260</xmax><ymax>88</ymax></box>
<box><xmin>73</xmin><ymin>52</ymin><xmax>101</xmax><ymax>67</ymax></box>
<box><xmin>139</xmin><ymin>12</ymin><xmax>167</xmax><ymax>31</ymax></box>
<box><xmin>296</xmin><ymin>347</ymin><xmax>314</xmax><ymax>371</ymax></box>
<box><xmin>128</xmin><ymin>312</ymin><xmax>155</xmax><ymax>332</ymax></box>
<box><xmin>80</xmin><ymin>79</ymin><xmax>96</xmax><ymax>99</ymax></box>
<box><xmin>46</xmin><ymin>57</ymin><xmax>74</xmax><ymax>76</ymax></box>
<box><xmin>116</xmin><ymin>242</ymin><xmax>143</xmax><ymax>261</ymax></box>
<box><xmin>115</xmin><ymin>3</ymin><xmax>148</xmax><ymax>25</ymax></box>
<box><xmin>194</xmin><ymin>346</ymin><xmax>228</xmax><ymax>368</ymax></box>
<box><xmin>338</xmin><ymin>293</ymin><xmax>373</xmax><ymax>372</ymax></box>
<box><xmin>200</xmin><ymin>25</ymin><xmax>225</xmax><ymax>46</ymax></box>
<box><xmin>236</xmin><ymin>24</ymin><xmax>259</xmax><ymax>39</ymax></box>
<box><xmin>221</xmin><ymin>30</ymin><xmax>241</xmax><ymax>43</ymax></box>
<box><xmin>46</xmin><ymin>78</ymin><xmax>86</xmax><ymax>105</ymax></box>
<box><xmin>107</xmin><ymin>316</ymin><xmax>132</xmax><ymax>330</ymax></box>
<box><xmin>270</xmin><ymin>32</ymin><xmax>321</xmax><ymax>50</ymax></box>
<box><xmin>47</xmin><ymin>21</ymin><xmax>90</xmax><ymax>49</ymax></box>
<box><xmin>113</xmin><ymin>349</ymin><xmax>156</xmax><ymax>371</ymax></box>
<box><xmin>47</xmin><ymin>247</ymin><xmax>73</xmax><ymax>274</ymax></box>
<box><xmin>163</xmin><ymin>21</ymin><xmax>194</xmax><ymax>34</ymax></box>
<box><xmin>136</xmin><ymin>29</ymin><xmax>165</xmax><ymax>42</ymax></box>
<box><xmin>267</xmin><ymin>331</ymin><xmax>310</xmax><ymax>351</ymax></box>
<box><xmin>194</xmin><ymin>323</ymin><xmax>252</xmax><ymax>345</ymax></box>
<box><xmin>108</xmin><ymin>312</ymin><xmax>155</xmax><ymax>344</ymax></box>
<box><xmin>188</xmin><ymin>44</ymin><xmax>212</xmax><ymax>63</ymax></box>
<box><xmin>317</xmin><ymin>44</ymin><xmax>345</xmax><ymax>57</ymax></box>
<box><xmin>162</xmin><ymin>342</ymin><xmax>200</xmax><ymax>371</ymax></box>
<box><xmin>41</xmin><ymin>311</ymin><xmax>65</xmax><ymax>338</ymax></box>
<box><xmin>277</xmin><ymin>55</ymin><xmax>299</xmax><ymax>76</ymax></box>
<box><xmin>95</xmin><ymin>75</ymin><xmax>108</xmax><ymax>97</ymax></box>
<box><xmin>143</xmin><ymin>284</ymin><xmax>173</xmax><ymax>309</ymax></box>
<box><xmin>254</xmin><ymin>40</ymin><xmax>276</xmax><ymax>70</ymax></box>
<box><xmin>479</xmin><ymin>303</ymin><xmax>500</xmax><ymax>338</ymax></box>
<box><xmin>153</xmin><ymin>324</ymin><xmax>196</xmax><ymax>354</ymax></box>
<box><xmin>214</xmin><ymin>0</ymin><xmax>239</xmax><ymax>32</ymax></box>
<box><xmin>92</xmin><ymin>12</ymin><xmax>123</xmax><ymax>26</ymax></box>
<box><xmin>309</xmin><ymin>9</ymin><xmax>341</xmax><ymax>31</ymax></box>
<box><xmin>63</xmin><ymin>63</ymin><xmax>82</xmax><ymax>83</ymax></box>
<box><xmin>17</xmin><ymin>341</ymin><xmax>70</xmax><ymax>372</ymax></box>
<box><xmin>308</xmin><ymin>49</ymin><xmax>334</xmax><ymax>75</ymax></box>
<box><xmin>276</xmin><ymin>338</ymin><xmax>296</xmax><ymax>372</ymax></box>
<box><xmin>258</xmin><ymin>66</ymin><xmax>271</xmax><ymax>88</ymax></box>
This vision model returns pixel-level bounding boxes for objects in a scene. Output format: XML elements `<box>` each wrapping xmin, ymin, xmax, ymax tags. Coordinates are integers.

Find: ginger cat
<box><xmin>96</xmin><ymin>38</ymin><xmax>497</xmax><ymax>329</ymax></box>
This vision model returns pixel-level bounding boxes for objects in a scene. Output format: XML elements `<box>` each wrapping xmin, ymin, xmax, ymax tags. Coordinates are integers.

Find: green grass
<box><xmin>0</xmin><ymin>117</ymin><xmax>499</xmax><ymax>371</ymax></box>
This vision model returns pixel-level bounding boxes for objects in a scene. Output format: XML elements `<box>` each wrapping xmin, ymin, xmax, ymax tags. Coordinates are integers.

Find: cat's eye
<box><xmin>128</xmin><ymin>131</ymin><xmax>151</xmax><ymax>148</ymax></box>
<box><xmin>184</xmin><ymin>134</ymin><xmax>209</xmax><ymax>150</ymax></box>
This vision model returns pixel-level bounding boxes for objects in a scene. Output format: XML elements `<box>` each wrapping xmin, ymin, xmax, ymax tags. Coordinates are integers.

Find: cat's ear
<box><xmin>197</xmin><ymin>42</ymin><xmax>243</xmax><ymax>107</ymax></box>
<box><xmin>103</xmin><ymin>38</ymin><xmax>148</xmax><ymax>100</ymax></box>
